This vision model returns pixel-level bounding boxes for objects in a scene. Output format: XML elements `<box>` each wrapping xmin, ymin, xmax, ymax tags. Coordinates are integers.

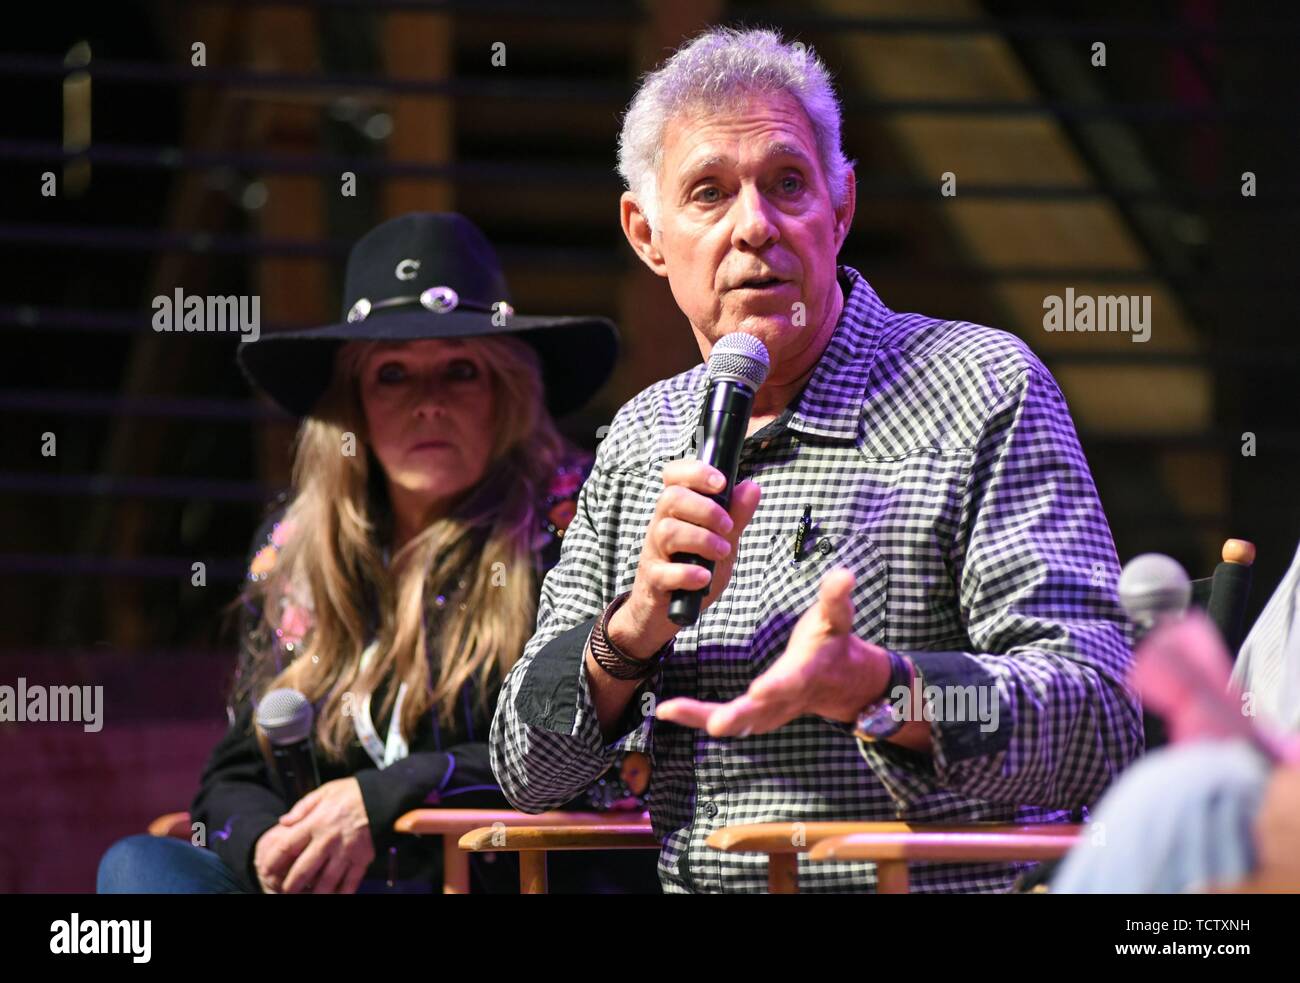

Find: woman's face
<box><xmin>358</xmin><ymin>338</ymin><xmax>496</xmax><ymax>520</ymax></box>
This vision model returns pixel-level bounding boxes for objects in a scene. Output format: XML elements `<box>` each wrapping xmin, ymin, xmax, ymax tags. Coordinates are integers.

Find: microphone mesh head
<box><xmin>256</xmin><ymin>688</ymin><xmax>314</xmax><ymax>746</ymax></box>
<box><xmin>1118</xmin><ymin>553</ymin><xmax>1193</xmax><ymax>626</ymax></box>
<box><xmin>707</xmin><ymin>333</ymin><xmax>770</xmax><ymax>390</ymax></box>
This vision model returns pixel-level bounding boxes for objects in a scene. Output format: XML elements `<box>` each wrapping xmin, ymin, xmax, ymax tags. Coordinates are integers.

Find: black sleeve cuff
<box><xmin>904</xmin><ymin>650</ymin><xmax>1013</xmax><ymax>763</ymax></box>
<box><xmin>514</xmin><ymin>616</ymin><xmax>599</xmax><ymax>733</ymax></box>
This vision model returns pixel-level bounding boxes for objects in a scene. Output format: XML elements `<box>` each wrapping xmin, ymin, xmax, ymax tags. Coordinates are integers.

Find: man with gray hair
<box><xmin>491</xmin><ymin>26</ymin><xmax>1142</xmax><ymax>893</ymax></box>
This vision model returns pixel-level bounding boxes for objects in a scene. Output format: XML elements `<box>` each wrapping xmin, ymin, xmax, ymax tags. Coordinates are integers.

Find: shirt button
<box><xmin>704</xmin><ymin>802</ymin><xmax>719</xmax><ymax>819</ymax></box>
<box><xmin>817</xmin><ymin>537</ymin><xmax>833</xmax><ymax>556</ymax></box>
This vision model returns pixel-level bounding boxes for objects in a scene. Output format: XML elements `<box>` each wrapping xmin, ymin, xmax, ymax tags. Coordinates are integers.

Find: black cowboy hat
<box><xmin>236</xmin><ymin>212</ymin><xmax>619</xmax><ymax>418</ymax></box>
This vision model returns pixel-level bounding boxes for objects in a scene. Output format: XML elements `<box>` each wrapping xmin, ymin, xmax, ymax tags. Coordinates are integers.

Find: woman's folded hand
<box><xmin>268</xmin><ymin>777</ymin><xmax>375</xmax><ymax>894</ymax></box>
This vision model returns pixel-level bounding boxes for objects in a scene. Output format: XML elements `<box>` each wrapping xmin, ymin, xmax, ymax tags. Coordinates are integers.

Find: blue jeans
<box><xmin>98</xmin><ymin>835</ymin><xmax>247</xmax><ymax>893</ymax></box>
<box><xmin>97</xmin><ymin>835</ymin><xmax>434</xmax><ymax>894</ymax></box>
<box><xmin>1051</xmin><ymin>738</ymin><xmax>1272</xmax><ymax>893</ymax></box>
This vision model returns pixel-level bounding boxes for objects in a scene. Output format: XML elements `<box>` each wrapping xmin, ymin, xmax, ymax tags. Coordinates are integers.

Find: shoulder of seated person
<box><xmin>592</xmin><ymin>364</ymin><xmax>708</xmax><ymax>470</ymax></box>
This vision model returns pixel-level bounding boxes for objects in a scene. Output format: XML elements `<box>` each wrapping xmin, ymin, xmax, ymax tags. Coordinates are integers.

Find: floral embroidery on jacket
<box><xmin>532</xmin><ymin>457</ymin><xmax>590</xmax><ymax>553</ymax></box>
<box><xmin>244</xmin><ymin>517</ymin><xmax>312</xmax><ymax>656</ymax></box>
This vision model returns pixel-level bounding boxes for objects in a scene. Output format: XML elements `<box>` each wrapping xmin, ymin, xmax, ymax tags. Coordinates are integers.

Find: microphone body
<box><xmin>256</xmin><ymin>688</ymin><xmax>321</xmax><ymax>803</ymax></box>
<box><xmin>268</xmin><ymin>739</ymin><xmax>321</xmax><ymax>804</ymax></box>
<box><xmin>668</xmin><ymin>333</ymin><xmax>770</xmax><ymax>627</ymax></box>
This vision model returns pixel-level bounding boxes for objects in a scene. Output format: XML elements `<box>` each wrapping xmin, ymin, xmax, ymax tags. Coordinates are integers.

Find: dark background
<box><xmin>1</xmin><ymin>0</ymin><xmax>1297</xmax><ymax>890</ymax></box>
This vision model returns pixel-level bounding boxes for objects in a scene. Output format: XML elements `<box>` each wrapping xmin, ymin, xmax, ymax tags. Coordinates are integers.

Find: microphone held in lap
<box><xmin>256</xmin><ymin>688</ymin><xmax>322</xmax><ymax>802</ymax></box>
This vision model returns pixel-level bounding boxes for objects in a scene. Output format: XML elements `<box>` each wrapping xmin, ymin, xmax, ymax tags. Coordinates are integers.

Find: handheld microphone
<box><xmin>256</xmin><ymin>688</ymin><xmax>321</xmax><ymax>803</ymax></box>
<box><xmin>1117</xmin><ymin>553</ymin><xmax>1193</xmax><ymax>639</ymax></box>
<box><xmin>668</xmin><ymin>333</ymin><xmax>770</xmax><ymax>627</ymax></box>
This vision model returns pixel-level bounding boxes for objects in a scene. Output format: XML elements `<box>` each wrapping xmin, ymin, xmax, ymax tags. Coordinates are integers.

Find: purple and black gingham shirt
<box><xmin>490</xmin><ymin>265</ymin><xmax>1144</xmax><ymax>893</ymax></box>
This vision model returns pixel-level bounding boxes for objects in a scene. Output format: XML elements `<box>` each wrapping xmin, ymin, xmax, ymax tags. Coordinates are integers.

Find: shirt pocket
<box><xmin>749</xmin><ymin>525</ymin><xmax>890</xmax><ymax>676</ymax></box>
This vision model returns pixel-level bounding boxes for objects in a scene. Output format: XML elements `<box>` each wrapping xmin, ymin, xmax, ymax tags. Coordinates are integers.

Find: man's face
<box><xmin>637</xmin><ymin>89</ymin><xmax>852</xmax><ymax>366</ymax></box>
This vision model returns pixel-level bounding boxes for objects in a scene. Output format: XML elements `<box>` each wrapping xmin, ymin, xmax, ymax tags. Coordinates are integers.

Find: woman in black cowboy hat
<box><xmin>97</xmin><ymin>212</ymin><xmax>655</xmax><ymax>893</ymax></box>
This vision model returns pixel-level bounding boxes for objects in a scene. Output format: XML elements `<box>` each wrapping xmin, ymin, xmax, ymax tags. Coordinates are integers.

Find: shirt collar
<box><xmin>666</xmin><ymin>265</ymin><xmax>886</xmax><ymax>458</ymax></box>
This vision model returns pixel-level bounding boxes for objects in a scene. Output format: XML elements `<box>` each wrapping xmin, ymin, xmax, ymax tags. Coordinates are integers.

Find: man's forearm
<box><xmin>585</xmin><ymin>603</ymin><xmax>676</xmax><ymax>737</ymax></box>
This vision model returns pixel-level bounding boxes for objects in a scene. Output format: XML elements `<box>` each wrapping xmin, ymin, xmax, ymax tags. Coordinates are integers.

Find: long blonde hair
<box><xmin>234</xmin><ymin>333</ymin><xmax>574</xmax><ymax>761</ymax></box>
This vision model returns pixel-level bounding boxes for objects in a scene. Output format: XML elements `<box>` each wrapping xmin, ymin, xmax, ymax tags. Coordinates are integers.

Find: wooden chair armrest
<box><xmin>707</xmin><ymin>821</ymin><xmax>1083</xmax><ymax>855</ymax></box>
<box><xmin>148</xmin><ymin>812</ymin><xmax>193</xmax><ymax>839</ymax></box>
<box><xmin>394</xmin><ymin>808</ymin><xmax>648</xmax><ymax>836</ymax></box>
<box><xmin>806</xmin><ymin>830</ymin><xmax>1079</xmax><ymax>894</ymax></box>
<box><xmin>807</xmin><ymin>830</ymin><xmax>1080</xmax><ymax>864</ymax></box>
<box><xmin>391</xmin><ymin>810</ymin><xmax>647</xmax><ymax>895</ymax></box>
<box><xmin>457</xmin><ymin>822</ymin><xmax>658</xmax><ymax>853</ymax></box>
<box><xmin>455</xmin><ymin>823</ymin><xmax>658</xmax><ymax>895</ymax></box>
